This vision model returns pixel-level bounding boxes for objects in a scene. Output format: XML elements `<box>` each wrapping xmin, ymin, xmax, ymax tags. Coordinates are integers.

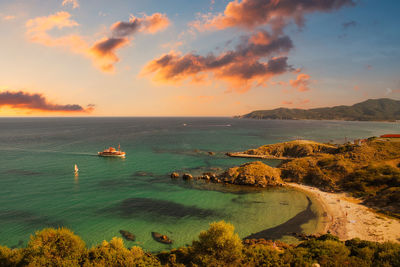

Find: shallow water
<box><xmin>0</xmin><ymin>117</ymin><xmax>397</xmax><ymax>251</ymax></box>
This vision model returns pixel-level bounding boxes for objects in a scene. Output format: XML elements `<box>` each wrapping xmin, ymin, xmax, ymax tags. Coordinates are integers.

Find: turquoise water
<box><xmin>0</xmin><ymin>117</ymin><xmax>398</xmax><ymax>251</ymax></box>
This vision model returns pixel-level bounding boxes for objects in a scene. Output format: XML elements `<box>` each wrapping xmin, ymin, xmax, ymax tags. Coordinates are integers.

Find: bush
<box><xmin>0</xmin><ymin>246</ymin><xmax>24</xmax><ymax>267</ymax></box>
<box><xmin>24</xmin><ymin>228</ymin><xmax>86</xmax><ymax>267</ymax></box>
<box><xmin>191</xmin><ymin>221</ymin><xmax>243</xmax><ymax>266</ymax></box>
<box><xmin>85</xmin><ymin>237</ymin><xmax>160</xmax><ymax>267</ymax></box>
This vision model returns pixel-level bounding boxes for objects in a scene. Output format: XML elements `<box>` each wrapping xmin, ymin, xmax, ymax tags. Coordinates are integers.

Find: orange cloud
<box><xmin>0</xmin><ymin>91</ymin><xmax>94</xmax><ymax>113</ymax></box>
<box><xmin>139</xmin><ymin>13</ymin><xmax>170</xmax><ymax>34</ymax></box>
<box><xmin>26</xmin><ymin>11</ymin><xmax>170</xmax><ymax>73</ymax></box>
<box><xmin>290</xmin><ymin>74</ymin><xmax>311</xmax><ymax>92</ymax></box>
<box><xmin>26</xmin><ymin>12</ymin><xmax>89</xmax><ymax>54</ymax></box>
<box><xmin>2</xmin><ymin>15</ymin><xmax>16</xmax><ymax>21</ymax></box>
<box><xmin>282</xmin><ymin>101</ymin><xmax>293</xmax><ymax>105</ymax></box>
<box><xmin>195</xmin><ymin>0</ymin><xmax>355</xmax><ymax>33</ymax></box>
<box><xmin>142</xmin><ymin>30</ymin><xmax>294</xmax><ymax>92</ymax></box>
<box><xmin>89</xmin><ymin>13</ymin><xmax>170</xmax><ymax>72</ymax></box>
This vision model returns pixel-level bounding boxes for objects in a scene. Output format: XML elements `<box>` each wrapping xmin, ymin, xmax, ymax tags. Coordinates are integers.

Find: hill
<box><xmin>238</xmin><ymin>98</ymin><xmax>400</xmax><ymax>121</ymax></box>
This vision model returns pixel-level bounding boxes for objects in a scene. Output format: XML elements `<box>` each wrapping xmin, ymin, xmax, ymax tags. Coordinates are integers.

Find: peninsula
<box><xmin>237</xmin><ymin>98</ymin><xmax>400</xmax><ymax>122</ymax></box>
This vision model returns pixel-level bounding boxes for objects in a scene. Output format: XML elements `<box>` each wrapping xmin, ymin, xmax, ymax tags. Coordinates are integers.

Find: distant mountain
<box><xmin>238</xmin><ymin>98</ymin><xmax>400</xmax><ymax>122</ymax></box>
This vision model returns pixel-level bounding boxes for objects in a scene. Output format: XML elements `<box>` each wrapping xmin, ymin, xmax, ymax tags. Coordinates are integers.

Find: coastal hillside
<box><xmin>224</xmin><ymin>137</ymin><xmax>400</xmax><ymax>217</ymax></box>
<box><xmin>279</xmin><ymin>138</ymin><xmax>400</xmax><ymax>217</ymax></box>
<box><xmin>230</xmin><ymin>140</ymin><xmax>337</xmax><ymax>159</ymax></box>
<box><xmin>238</xmin><ymin>98</ymin><xmax>400</xmax><ymax>121</ymax></box>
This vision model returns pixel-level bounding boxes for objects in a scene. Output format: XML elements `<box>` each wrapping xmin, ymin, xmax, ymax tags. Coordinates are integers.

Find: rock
<box><xmin>170</xmin><ymin>172</ymin><xmax>179</xmax><ymax>178</ymax></box>
<box><xmin>182</xmin><ymin>173</ymin><xmax>193</xmax><ymax>180</ymax></box>
<box><xmin>119</xmin><ymin>230</ymin><xmax>136</xmax><ymax>241</ymax></box>
<box><xmin>152</xmin><ymin>232</ymin><xmax>173</xmax><ymax>244</ymax></box>
<box><xmin>219</xmin><ymin>161</ymin><xmax>282</xmax><ymax>187</ymax></box>
<box><xmin>208</xmin><ymin>151</ymin><xmax>215</xmax><ymax>155</ymax></box>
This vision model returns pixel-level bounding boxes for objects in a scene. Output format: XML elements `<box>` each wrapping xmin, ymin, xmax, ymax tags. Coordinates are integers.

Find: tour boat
<box><xmin>98</xmin><ymin>144</ymin><xmax>126</xmax><ymax>158</ymax></box>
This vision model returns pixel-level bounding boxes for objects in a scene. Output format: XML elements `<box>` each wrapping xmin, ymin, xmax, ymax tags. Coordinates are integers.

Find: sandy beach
<box><xmin>288</xmin><ymin>183</ymin><xmax>400</xmax><ymax>243</ymax></box>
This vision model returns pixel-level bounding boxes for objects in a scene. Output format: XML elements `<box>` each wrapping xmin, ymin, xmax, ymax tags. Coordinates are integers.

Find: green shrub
<box><xmin>0</xmin><ymin>245</ymin><xmax>24</xmax><ymax>267</ymax></box>
<box><xmin>191</xmin><ymin>221</ymin><xmax>243</xmax><ymax>266</ymax></box>
<box><xmin>85</xmin><ymin>237</ymin><xmax>160</xmax><ymax>267</ymax></box>
<box><xmin>24</xmin><ymin>228</ymin><xmax>86</xmax><ymax>267</ymax></box>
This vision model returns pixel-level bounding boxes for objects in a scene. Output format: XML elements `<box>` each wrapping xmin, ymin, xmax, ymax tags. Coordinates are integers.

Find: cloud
<box><xmin>62</xmin><ymin>0</ymin><xmax>79</xmax><ymax>9</ymax></box>
<box><xmin>290</xmin><ymin>73</ymin><xmax>311</xmax><ymax>92</ymax></box>
<box><xmin>26</xmin><ymin>12</ymin><xmax>170</xmax><ymax>73</ymax></box>
<box><xmin>25</xmin><ymin>11</ymin><xmax>89</xmax><ymax>54</ymax></box>
<box><xmin>353</xmin><ymin>85</ymin><xmax>360</xmax><ymax>91</ymax></box>
<box><xmin>2</xmin><ymin>15</ymin><xmax>16</xmax><ymax>21</ymax></box>
<box><xmin>366</xmin><ymin>64</ymin><xmax>372</xmax><ymax>70</ymax></box>
<box><xmin>89</xmin><ymin>13</ymin><xmax>169</xmax><ymax>72</ymax></box>
<box><xmin>282</xmin><ymin>101</ymin><xmax>293</xmax><ymax>105</ymax></box>
<box><xmin>342</xmin><ymin>20</ymin><xmax>357</xmax><ymax>29</ymax></box>
<box><xmin>142</xmin><ymin>30</ymin><xmax>294</xmax><ymax>92</ymax></box>
<box><xmin>194</xmin><ymin>0</ymin><xmax>356</xmax><ymax>33</ymax></box>
<box><xmin>0</xmin><ymin>91</ymin><xmax>94</xmax><ymax>113</ymax></box>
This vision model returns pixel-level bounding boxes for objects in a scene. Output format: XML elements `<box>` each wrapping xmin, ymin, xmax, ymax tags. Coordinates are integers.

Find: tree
<box><xmin>191</xmin><ymin>221</ymin><xmax>243</xmax><ymax>266</ymax></box>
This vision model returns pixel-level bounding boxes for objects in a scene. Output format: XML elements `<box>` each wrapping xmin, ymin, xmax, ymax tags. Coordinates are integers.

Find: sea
<box><xmin>0</xmin><ymin>117</ymin><xmax>398</xmax><ymax>251</ymax></box>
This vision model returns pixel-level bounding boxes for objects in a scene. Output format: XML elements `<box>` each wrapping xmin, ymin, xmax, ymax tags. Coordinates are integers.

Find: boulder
<box><xmin>182</xmin><ymin>173</ymin><xmax>193</xmax><ymax>180</ymax></box>
<box><xmin>170</xmin><ymin>172</ymin><xmax>179</xmax><ymax>179</ymax></box>
<box><xmin>119</xmin><ymin>230</ymin><xmax>136</xmax><ymax>241</ymax></box>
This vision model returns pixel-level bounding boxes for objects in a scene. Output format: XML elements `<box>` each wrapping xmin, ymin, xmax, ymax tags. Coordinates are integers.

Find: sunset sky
<box><xmin>0</xmin><ymin>0</ymin><xmax>399</xmax><ymax>116</ymax></box>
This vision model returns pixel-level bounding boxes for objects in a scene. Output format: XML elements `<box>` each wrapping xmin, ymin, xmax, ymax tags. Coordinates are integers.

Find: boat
<box><xmin>98</xmin><ymin>144</ymin><xmax>126</xmax><ymax>158</ymax></box>
<box><xmin>151</xmin><ymin>232</ymin><xmax>172</xmax><ymax>244</ymax></box>
<box><xmin>74</xmin><ymin>164</ymin><xmax>79</xmax><ymax>173</ymax></box>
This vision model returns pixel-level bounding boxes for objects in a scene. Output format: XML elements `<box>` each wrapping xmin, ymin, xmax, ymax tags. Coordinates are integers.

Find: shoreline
<box><xmin>287</xmin><ymin>183</ymin><xmax>400</xmax><ymax>243</ymax></box>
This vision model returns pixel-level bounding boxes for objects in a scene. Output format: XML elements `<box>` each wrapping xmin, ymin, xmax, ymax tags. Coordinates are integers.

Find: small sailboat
<box><xmin>74</xmin><ymin>164</ymin><xmax>79</xmax><ymax>174</ymax></box>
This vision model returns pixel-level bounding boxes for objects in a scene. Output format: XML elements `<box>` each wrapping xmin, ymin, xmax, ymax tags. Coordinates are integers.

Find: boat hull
<box><xmin>98</xmin><ymin>152</ymin><xmax>126</xmax><ymax>158</ymax></box>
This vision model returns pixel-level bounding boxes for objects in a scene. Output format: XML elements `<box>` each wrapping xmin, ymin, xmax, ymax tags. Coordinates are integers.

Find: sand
<box><xmin>287</xmin><ymin>183</ymin><xmax>400</xmax><ymax>243</ymax></box>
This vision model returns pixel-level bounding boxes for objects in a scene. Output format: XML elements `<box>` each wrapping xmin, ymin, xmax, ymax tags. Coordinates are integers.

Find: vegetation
<box><xmin>279</xmin><ymin>138</ymin><xmax>400</xmax><ymax>217</ymax></box>
<box><xmin>238</xmin><ymin>98</ymin><xmax>400</xmax><ymax>121</ymax></box>
<box><xmin>1</xmin><ymin>222</ymin><xmax>399</xmax><ymax>266</ymax></box>
<box><xmin>219</xmin><ymin>161</ymin><xmax>282</xmax><ymax>187</ymax></box>
<box><xmin>241</xmin><ymin>140</ymin><xmax>337</xmax><ymax>158</ymax></box>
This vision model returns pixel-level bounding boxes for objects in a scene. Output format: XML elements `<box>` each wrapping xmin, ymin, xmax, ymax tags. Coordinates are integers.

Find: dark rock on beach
<box><xmin>119</xmin><ymin>230</ymin><xmax>136</xmax><ymax>241</ymax></box>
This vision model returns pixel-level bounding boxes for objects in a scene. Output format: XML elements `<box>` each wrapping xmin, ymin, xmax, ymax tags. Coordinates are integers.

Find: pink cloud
<box><xmin>195</xmin><ymin>0</ymin><xmax>355</xmax><ymax>33</ymax></box>
<box><xmin>290</xmin><ymin>73</ymin><xmax>312</xmax><ymax>92</ymax></box>
<box><xmin>142</xmin><ymin>30</ymin><xmax>294</xmax><ymax>92</ymax></box>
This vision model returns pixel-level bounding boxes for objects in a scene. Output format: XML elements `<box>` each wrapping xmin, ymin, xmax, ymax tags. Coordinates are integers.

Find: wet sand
<box><xmin>288</xmin><ymin>183</ymin><xmax>400</xmax><ymax>243</ymax></box>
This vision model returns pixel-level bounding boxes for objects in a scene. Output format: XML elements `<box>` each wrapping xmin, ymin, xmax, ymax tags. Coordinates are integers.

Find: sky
<box><xmin>0</xmin><ymin>0</ymin><xmax>399</xmax><ymax>116</ymax></box>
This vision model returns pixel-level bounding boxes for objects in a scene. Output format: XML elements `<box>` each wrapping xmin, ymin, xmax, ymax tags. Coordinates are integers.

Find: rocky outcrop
<box><xmin>228</xmin><ymin>140</ymin><xmax>337</xmax><ymax>159</ymax></box>
<box><xmin>219</xmin><ymin>161</ymin><xmax>282</xmax><ymax>187</ymax></box>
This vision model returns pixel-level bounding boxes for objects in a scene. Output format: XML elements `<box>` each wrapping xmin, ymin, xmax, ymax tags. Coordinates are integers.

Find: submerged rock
<box><xmin>119</xmin><ymin>230</ymin><xmax>136</xmax><ymax>241</ymax></box>
<box><xmin>152</xmin><ymin>232</ymin><xmax>172</xmax><ymax>244</ymax></box>
<box><xmin>182</xmin><ymin>173</ymin><xmax>193</xmax><ymax>180</ymax></box>
<box><xmin>170</xmin><ymin>172</ymin><xmax>179</xmax><ymax>179</ymax></box>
